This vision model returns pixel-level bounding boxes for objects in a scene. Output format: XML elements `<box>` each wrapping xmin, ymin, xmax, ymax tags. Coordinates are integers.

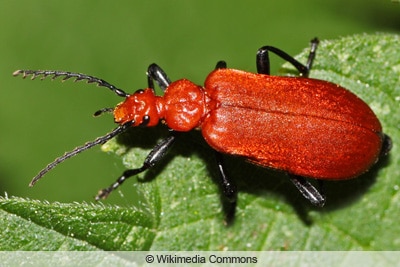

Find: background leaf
<box><xmin>1</xmin><ymin>33</ymin><xmax>398</xmax><ymax>251</ymax></box>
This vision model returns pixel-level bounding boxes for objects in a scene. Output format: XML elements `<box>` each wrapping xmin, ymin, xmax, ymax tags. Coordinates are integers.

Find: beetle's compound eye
<box><xmin>140</xmin><ymin>115</ymin><xmax>151</xmax><ymax>126</ymax></box>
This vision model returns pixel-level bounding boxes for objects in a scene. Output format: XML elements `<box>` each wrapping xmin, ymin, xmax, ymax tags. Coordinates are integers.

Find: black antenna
<box><xmin>13</xmin><ymin>70</ymin><xmax>129</xmax><ymax>98</ymax></box>
<box><xmin>93</xmin><ymin>107</ymin><xmax>114</xmax><ymax>117</ymax></box>
<box><xmin>29</xmin><ymin>121</ymin><xmax>134</xmax><ymax>187</ymax></box>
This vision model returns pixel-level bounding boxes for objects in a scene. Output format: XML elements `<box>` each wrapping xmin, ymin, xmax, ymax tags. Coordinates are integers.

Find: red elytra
<box><xmin>14</xmin><ymin>38</ymin><xmax>391</xmax><ymax>208</ymax></box>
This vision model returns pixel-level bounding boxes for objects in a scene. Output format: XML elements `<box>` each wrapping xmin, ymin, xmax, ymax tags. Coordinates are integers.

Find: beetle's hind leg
<box><xmin>380</xmin><ymin>133</ymin><xmax>392</xmax><ymax>158</ymax></box>
<box><xmin>256</xmin><ymin>38</ymin><xmax>319</xmax><ymax>77</ymax></box>
<box><xmin>289</xmin><ymin>175</ymin><xmax>326</xmax><ymax>207</ymax></box>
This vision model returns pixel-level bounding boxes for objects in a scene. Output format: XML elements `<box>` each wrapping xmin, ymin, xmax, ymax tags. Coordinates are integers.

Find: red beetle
<box><xmin>14</xmin><ymin>38</ymin><xmax>391</xmax><ymax>207</ymax></box>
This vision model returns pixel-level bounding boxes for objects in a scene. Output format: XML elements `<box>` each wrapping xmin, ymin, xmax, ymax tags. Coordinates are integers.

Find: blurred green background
<box><xmin>0</xmin><ymin>0</ymin><xmax>398</xmax><ymax>205</ymax></box>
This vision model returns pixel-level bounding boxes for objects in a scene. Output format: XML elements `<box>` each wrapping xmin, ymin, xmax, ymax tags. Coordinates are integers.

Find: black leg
<box><xmin>96</xmin><ymin>132</ymin><xmax>178</xmax><ymax>200</ymax></box>
<box><xmin>256</xmin><ymin>38</ymin><xmax>319</xmax><ymax>77</ymax></box>
<box><xmin>215</xmin><ymin>152</ymin><xmax>237</xmax><ymax>225</ymax></box>
<box><xmin>215</xmin><ymin>61</ymin><xmax>227</xmax><ymax>69</ymax></box>
<box><xmin>304</xmin><ymin>38</ymin><xmax>319</xmax><ymax>72</ymax></box>
<box><xmin>146</xmin><ymin>63</ymin><xmax>172</xmax><ymax>91</ymax></box>
<box><xmin>289</xmin><ymin>175</ymin><xmax>326</xmax><ymax>207</ymax></box>
<box><xmin>380</xmin><ymin>134</ymin><xmax>392</xmax><ymax>158</ymax></box>
<box><xmin>213</xmin><ymin>61</ymin><xmax>238</xmax><ymax>205</ymax></box>
<box><xmin>215</xmin><ymin>152</ymin><xmax>237</xmax><ymax>203</ymax></box>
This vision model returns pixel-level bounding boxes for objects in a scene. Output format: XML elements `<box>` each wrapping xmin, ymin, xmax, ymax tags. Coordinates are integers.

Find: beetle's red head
<box><xmin>113</xmin><ymin>88</ymin><xmax>160</xmax><ymax>127</ymax></box>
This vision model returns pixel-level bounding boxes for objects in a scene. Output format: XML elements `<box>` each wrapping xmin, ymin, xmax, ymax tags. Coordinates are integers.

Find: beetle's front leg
<box><xmin>147</xmin><ymin>63</ymin><xmax>172</xmax><ymax>91</ymax></box>
<box><xmin>96</xmin><ymin>132</ymin><xmax>178</xmax><ymax>200</ymax></box>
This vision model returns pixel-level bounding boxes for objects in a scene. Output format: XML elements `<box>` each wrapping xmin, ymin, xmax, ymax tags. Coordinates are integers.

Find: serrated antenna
<box><xmin>29</xmin><ymin>121</ymin><xmax>134</xmax><ymax>187</ymax></box>
<box><xmin>13</xmin><ymin>69</ymin><xmax>129</xmax><ymax>97</ymax></box>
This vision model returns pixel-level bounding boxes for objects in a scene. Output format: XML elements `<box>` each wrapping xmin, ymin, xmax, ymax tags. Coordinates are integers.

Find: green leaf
<box><xmin>1</xmin><ymin>33</ymin><xmax>399</xmax><ymax>251</ymax></box>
